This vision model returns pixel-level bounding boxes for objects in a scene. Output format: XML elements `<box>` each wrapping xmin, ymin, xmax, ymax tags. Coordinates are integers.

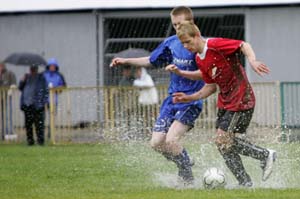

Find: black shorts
<box><xmin>216</xmin><ymin>108</ymin><xmax>254</xmax><ymax>134</ymax></box>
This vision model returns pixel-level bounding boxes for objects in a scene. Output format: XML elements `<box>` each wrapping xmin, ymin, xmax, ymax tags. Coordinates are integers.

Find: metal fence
<box><xmin>104</xmin><ymin>14</ymin><xmax>245</xmax><ymax>86</ymax></box>
<box><xmin>1</xmin><ymin>82</ymin><xmax>299</xmax><ymax>144</ymax></box>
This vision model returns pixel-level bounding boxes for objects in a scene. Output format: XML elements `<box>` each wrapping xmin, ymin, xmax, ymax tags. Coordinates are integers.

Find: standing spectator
<box><xmin>43</xmin><ymin>58</ymin><xmax>67</xmax><ymax>105</ymax></box>
<box><xmin>43</xmin><ymin>58</ymin><xmax>66</xmax><ymax>139</ymax></box>
<box><xmin>0</xmin><ymin>62</ymin><xmax>16</xmax><ymax>87</ymax></box>
<box><xmin>118</xmin><ymin>65</ymin><xmax>134</xmax><ymax>86</ymax></box>
<box><xmin>133</xmin><ymin>67</ymin><xmax>159</xmax><ymax>136</ymax></box>
<box><xmin>19</xmin><ymin>66</ymin><xmax>48</xmax><ymax>145</ymax></box>
<box><xmin>133</xmin><ymin>67</ymin><xmax>158</xmax><ymax>105</ymax></box>
<box><xmin>0</xmin><ymin>61</ymin><xmax>16</xmax><ymax>140</ymax></box>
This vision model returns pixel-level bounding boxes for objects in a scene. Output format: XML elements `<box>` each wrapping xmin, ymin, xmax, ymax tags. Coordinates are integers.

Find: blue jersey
<box><xmin>150</xmin><ymin>35</ymin><xmax>205</xmax><ymax>108</ymax></box>
<box><xmin>150</xmin><ymin>35</ymin><xmax>205</xmax><ymax>95</ymax></box>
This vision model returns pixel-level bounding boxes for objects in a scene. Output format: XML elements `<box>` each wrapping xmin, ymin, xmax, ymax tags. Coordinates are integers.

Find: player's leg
<box><xmin>151</xmin><ymin>97</ymin><xmax>200</xmax><ymax>184</ymax></box>
<box><xmin>234</xmin><ymin>136</ymin><xmax>276</xmax><ymax>181</ymax></box>
<box><xmin>166</xmin><ymin>120</ymin><xmax>194</xmax><ymax>184</ymax></box>
<box><xmin>229</xmin><ymin>109</ymin><xmax>269</xmax><ymax>160</ymax></box>
<box><xmin>230</xmin><ymin>109</ymin><xmax>276</xmax><ymax>181</ymax></box>
<box><xmin>166</xmin><ymin>105</ymin><xmax>201</xmax><ymax>184</ymax></box>
<box><xmin>150</xmin><ymin>131</ymin><xmax>167</xmax><ymax>152</ymax></box>
<box><xmin>216</xmin><ymin>128</ymin><xmax>252</xmax><ymax>186</ymax></box>
<box><xmin>150</xmin><ymin>97</ymin><xmax>175</xmax><ymax>160</ymax></box>
<box><xmin>215</xmin><ymin>109</ymin><xmax>253</xmax><ymax>186</ymax></box>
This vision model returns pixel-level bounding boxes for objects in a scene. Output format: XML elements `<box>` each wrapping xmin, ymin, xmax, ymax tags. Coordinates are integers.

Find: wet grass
<box><xmin>0</xmin><ymin>142</ymin><xmax>299</xmax><ymax>199</ymax></box>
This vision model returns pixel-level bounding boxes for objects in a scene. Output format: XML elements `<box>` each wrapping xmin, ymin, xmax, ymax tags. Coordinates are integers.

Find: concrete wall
<box><xmin>245</xmin><ymin>6</ymin><xmax>300</xmax><ymax>82</ymax></box>
<box><xmin>0</xmin><ymin>12</ymin><xmax>97</xmax><ymax>86</ymax></box>
<box><xmin>1</xmin><ymin>7</ymin><xmax>300</xmax><ymax>84</ymax></box>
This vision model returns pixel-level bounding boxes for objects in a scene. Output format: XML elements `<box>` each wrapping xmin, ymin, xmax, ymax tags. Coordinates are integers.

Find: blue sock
<box><xmin>161</xmin><ymin>149</ymin><xmax>192</xmax><ymax>168</ymax></box>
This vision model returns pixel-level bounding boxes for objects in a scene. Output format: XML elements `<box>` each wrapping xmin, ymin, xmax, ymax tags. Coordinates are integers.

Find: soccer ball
<box><xmin>203</xmin><ymin>167</ymin><xmax>226</xmax><ymax>189</ymax></box>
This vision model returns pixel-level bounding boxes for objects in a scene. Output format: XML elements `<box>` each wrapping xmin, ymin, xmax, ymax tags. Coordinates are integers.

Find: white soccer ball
<box><xmin>203</xmin><ymin>167</ymin><xmax>226</xmax><ymax>189</ymax></box>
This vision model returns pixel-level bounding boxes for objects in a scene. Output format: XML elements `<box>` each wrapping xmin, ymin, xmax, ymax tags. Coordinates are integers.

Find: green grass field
<box><xmin>0</xmin><ymin>141</ymin><xmax>300</xmax><ymax>199</ymax></box>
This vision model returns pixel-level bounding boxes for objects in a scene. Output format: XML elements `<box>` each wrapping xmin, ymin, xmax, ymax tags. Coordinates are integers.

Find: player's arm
<box><xmin>240</xmin><ymin>42</ymin><xmax>270</xmax><ymax>76</ymax></box>
<box><xmin>172</xmin><ymin>83</ymin><xmax>217</xmax><ymax>103</ymax></box>
<box><xmin>110</xmin><ymin>56</ymin><xmax>151</xmax><ymax>68</ymax></box>
<box><xmin>165</xmin><ymin>64</ymin><xmax>202</xmax><ymax>80</ymax></box>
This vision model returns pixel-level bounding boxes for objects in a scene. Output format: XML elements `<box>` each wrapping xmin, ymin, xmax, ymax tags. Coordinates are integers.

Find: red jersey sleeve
<box><xmin>210</xmin><ymin>38</ymin><xmax>243</xmax><ymax>56</ymax></box>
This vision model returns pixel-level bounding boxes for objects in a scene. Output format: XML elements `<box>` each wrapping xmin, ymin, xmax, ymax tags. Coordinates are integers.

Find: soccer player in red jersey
<box><xmin>171</xmin><ymin>21</ymin><xmax>276</xmax><ymax>187</ymax></box>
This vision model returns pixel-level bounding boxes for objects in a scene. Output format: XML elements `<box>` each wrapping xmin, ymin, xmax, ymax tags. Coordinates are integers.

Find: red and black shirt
<box><xmin>195</xmin><ymin>38</ymin><xmax>255</xmax><ymax>111</ymax></box>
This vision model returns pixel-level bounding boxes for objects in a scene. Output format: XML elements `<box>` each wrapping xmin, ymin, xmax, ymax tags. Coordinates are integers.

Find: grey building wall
<box><xmin>0</xmin><ymin>12</ymin><xmax>97</xmax><ymax>86</ymax></box>
<box><xmin>0</xmin><ymin>12</ymin><xmax>99</xmax><ymax>123</ymax></box>
<box><xmin>0</xmin><ymin>6</ymin><xmax>299</xmax><ymax>125</ymax></box>
<box><xmin>1</xmin><ymin>7</ymin><xmax>299</xmax><ymax>85</ymax></box>
<box><xmin>246</xmin><ymin>6</ymin><xmax>300</xmax><ymax>82</ymax></box>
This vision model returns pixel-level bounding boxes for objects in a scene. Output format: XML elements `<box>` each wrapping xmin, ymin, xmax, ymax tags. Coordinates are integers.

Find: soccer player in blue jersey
<box><xmin>110</xmin><ymin>6</ymin><xmax>204</xmax><ymax>185</ymax></box>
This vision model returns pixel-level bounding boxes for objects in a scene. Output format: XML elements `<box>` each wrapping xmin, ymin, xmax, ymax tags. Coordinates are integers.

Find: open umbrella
<box><xmin>4</xmin><ymin>52</ymin><xmax>46</xmax><ymax>66</ymax></box>
<box><xmin>114</xmin><ymin>48</ymin><xmax>150</xmax><ymax>58</ymax></box>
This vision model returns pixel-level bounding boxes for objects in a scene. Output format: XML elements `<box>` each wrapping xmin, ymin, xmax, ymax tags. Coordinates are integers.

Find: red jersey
<box><xmin>195</xmin><ymin>38</ymin><xmax>255</xmax><ymax>111</ymax></box>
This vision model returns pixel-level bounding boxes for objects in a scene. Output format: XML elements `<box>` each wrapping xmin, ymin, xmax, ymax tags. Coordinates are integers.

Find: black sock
<box><xmin>219</xmin><ymin>149</ymin><xmax>252</xmax><ymax>185</ymax></box>
<box><xmin>161</xmin><ymin>151</ymin><xmax>174</xmax><ymax>161</ymax></box>
<box><xmin>233</xmin><ymin>137</ymin><xmax>269</xmax><ymax>161</ymax></box>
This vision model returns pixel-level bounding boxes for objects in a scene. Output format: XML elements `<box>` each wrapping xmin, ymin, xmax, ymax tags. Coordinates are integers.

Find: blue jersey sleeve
<box><xmin>149</xmin><ymin>40</ymin><xmax>173</xmax><ymax>67</ymax></box>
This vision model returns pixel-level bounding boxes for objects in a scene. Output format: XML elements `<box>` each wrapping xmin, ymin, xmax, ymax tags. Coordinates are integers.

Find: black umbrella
<box><xmin>114</xmin><ymin>48</ymin><xmax>150</xmax><ymax>58</ymax></box>
<box><xmin>4</xmin><ymin>52</ymin><xmax>47</xmax><ymax>66</ymax></box>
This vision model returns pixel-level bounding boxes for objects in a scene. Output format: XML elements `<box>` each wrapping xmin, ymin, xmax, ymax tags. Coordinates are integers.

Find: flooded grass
<box><xmin>0</xmin><ymin>142</ymin><xmax>299</xmax><ymax>199</ymax></box>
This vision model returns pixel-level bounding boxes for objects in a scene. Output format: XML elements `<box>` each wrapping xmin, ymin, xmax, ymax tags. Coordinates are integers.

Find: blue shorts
<box><xmin>153</xmin><ymin>96</ymin><xmax>202</xmax><ymax>133</ymax></box>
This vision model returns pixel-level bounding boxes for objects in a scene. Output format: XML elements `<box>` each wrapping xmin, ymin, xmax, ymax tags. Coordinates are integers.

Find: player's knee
<box><xmin>150</xmin><ymin>137</ymin><xmax>163</xmax><ymax>150</ymax></box>
<box><xmin>165</xmin><ymin>136</ymin><xmax>178</xmax><ymax>147</ymax></box>
<box><xmin>215</xmin><ymin>133</ymin><xmax>234</xmax><ymax>152</ymax></box>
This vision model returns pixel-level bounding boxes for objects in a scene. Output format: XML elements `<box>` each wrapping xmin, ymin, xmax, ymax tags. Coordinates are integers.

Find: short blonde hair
<box><xmin>170</xmin><ymin>6</ymin><xmax>193</xmax><ymax>21</ymax></box>
<box><xmin>176</xmin><ymin>21</ymin><xmax>200</xmax><ymax>39</ymax></box>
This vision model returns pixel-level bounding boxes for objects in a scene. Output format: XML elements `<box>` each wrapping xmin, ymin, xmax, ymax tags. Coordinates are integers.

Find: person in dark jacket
<box><xmin>19</xmin><ymin>66</ymin><xmax>48</xmax><ymax>145</ymax></box>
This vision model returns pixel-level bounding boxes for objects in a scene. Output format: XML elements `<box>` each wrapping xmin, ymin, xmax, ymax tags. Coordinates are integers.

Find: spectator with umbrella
<box><xmin>5</xmin><ymin>52</ymin><xmax>48</xmax><ymax>145</ymax></box>
<box><xmin>4</xmin><ymin>52</ymin><xmax>47</xmax><ymax>66</ymax></box>
<box><xmin>18</xmin><ymin>65</ymin><xmax>48</xmax><ymax>146</ymax></box>
<box><xmin>113</xmin><ymin>48</ymin><xmax>150</xmax><ymax>86</ymax></box>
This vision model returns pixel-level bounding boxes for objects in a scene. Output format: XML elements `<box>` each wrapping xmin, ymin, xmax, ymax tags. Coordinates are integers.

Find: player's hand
<box><xmin>172</xmin><ymin>92</ymin><xmax>192</xmax><ymax>103</ymax></box>
<box><xmin>165</xmin><ymin>64</ymin><xmax>180</xmax><ymax>75</ymax></box>
<box><xmin>109</xmin><ymin>57</ymin><xmax>126</xmax><ymax>67</ymax></box>
<box><xmin>250</xmin><ymin>60</ymin><xmax>270</xmax><ymax>76</ymax></box>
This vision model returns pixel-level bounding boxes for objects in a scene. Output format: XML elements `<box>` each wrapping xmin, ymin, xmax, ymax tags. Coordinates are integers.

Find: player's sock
<box><xmin>233</xmin><ymin>137</ymin><xmax>269</xmax><ymax>161</ymax></box>
<box><xmin>173</xmin><ymin>148</ymin><xmax>193</xmax><ymax>167</ymax></box>
<box><xmin>172</xmin><ymin>149</ymin><xmax>194</xmax><ymax>184</ymax></box>
<box><xmin>161</xmin><ymin>149</ymin><xmax>193</xmax><ymax>167</ymax></box>
<box><xmin>161</xmin><ymin>151</ymin><xmax>174</xmax><ymax>161</ymax></box>
<box><xmin>220</xmin><ymin>149</ymin><xmax>252</xmax><ymax>186</ymax></box>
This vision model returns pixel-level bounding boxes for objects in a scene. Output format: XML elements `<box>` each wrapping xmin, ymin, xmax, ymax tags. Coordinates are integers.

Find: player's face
<box><xmin>171</xmin><ymin>14</ymin><xmax>187</xmax><ymax>32</ymax></box>
<box><xmin>179</xmin><ymin>34</ymin><xmax>198</xmax><ymax>53</ymax></box>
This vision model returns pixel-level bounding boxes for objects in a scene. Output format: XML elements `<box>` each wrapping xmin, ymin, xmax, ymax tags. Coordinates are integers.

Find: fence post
<box><xmin>279</xmin><ymin>82</ymin><xmax>288</xmax><ymax>142</ymax></box>
<box><xmin>49</xmin><ymin>87</ymin><xmax>56</xmax><ymax>144</ymax></box>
